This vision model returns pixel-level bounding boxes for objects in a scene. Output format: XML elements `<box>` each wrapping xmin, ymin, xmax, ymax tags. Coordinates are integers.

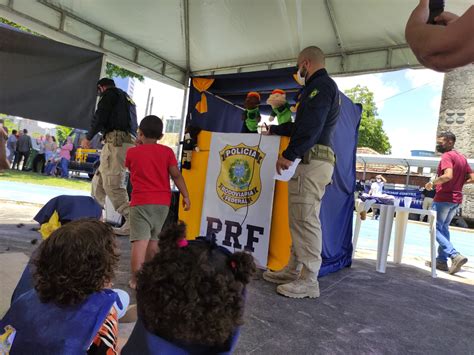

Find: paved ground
<box><xmin>1</xmin><ymin>200</ymin><xmax>474</xmax><ymax>354</ymax></box>
<box><xmin>0</xmin><ymin>201</ymin><xmax>133</xmax><ymax>304</ymax></box>
<box><xmin>0</xmin><ymin>180</ymin><xmax>89</xmax><ymax>205</ymax></box>
<box><xmin>356</xmin><ymin>216</ymin><xmax>474</xmax><ymax>265</ymax></box>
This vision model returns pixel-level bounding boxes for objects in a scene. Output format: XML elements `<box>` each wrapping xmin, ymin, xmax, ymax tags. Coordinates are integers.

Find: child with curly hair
<box><xmin>0</xmin><ymin>219</ymin><xmax>129</xmax><ymax>354</ymax></box>
<box><xmin>122</xmin><ymin>223</ymin><xmax>256</xmax><ymax>354</ymax></box>
<box><xmin>125</xmin><ymin>115</ymin><xmax>191</xmax><ymax>289</ymax></box>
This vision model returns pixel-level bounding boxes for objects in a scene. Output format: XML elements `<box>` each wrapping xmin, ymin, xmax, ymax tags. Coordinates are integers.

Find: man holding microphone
<box><xmin>263</xmin><ymin>46</ymin><xmax>341</xmax><ymax>299</ymax></box>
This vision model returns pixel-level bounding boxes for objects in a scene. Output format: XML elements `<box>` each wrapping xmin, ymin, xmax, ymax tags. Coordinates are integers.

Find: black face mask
<box><xmin>436</xmin><ymin>144</ymin><xmax>447</xmax><ymax>153</ymax></box>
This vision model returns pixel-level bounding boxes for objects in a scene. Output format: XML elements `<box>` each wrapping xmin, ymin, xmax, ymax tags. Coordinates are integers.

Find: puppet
<box><xmin>241</xmin><ymin>92</ymin><xmax>261</xmax><ymax>133</ymax></box>
<box><xmin>181</xmin><ymin>125</ymin><xmax>201</xmax><ymax>169</ymax></box>
<box><xmin>267</xmin><ymin>89</ymin><xmax>292</xmax><ymax>125</ymax></box>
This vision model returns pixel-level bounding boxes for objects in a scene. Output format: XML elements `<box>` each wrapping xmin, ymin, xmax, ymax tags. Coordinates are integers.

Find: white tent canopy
<box><xmin>357</xmin><ymin>154</ymin><xmax>474</xmax><ymax>170</ymax></box>
<box><xmin>1</xmin><ymin>0</ymin><xmax>471</xmax><ymax>88</ymax></box>
<box><xmin>356</xmin><ymin>154</ymin><xmax>474</xmax><ymax>185</ymax></box>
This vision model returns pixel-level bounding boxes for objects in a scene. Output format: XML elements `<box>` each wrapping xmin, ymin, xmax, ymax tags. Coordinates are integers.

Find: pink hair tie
<box><xmin>177</xmin><ymin>239</ymin><xmax>188</xmax><ymax>248</ymax></box>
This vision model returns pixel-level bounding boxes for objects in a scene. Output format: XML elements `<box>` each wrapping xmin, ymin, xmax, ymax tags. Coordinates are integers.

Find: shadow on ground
<box><xmin>2</xmin><ymin>220</ymin><xmax>473</xmax><ymax>354</ymax></box>
<box><xmin>238</xmin><ymin>259</ymin><xmax>474</xmax><ymax>354</ymax></box>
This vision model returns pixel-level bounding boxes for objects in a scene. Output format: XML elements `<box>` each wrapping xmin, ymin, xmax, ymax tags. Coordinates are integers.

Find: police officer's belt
<box><xmin>105</xmin><ymin>130</ymin><xmax>133</xmax><ymax>147</ymax></box>
<box><xmin>303</xmin><ymin>144</ymin><xmax>336</xmax><ymax>165</ymax></box>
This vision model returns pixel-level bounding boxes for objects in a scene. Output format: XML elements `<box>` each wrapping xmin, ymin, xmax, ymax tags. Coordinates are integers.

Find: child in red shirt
<box><xmin>125</xmin><ymin>115</ymin><xmax>190</xmax><ymax>289</ymax></box>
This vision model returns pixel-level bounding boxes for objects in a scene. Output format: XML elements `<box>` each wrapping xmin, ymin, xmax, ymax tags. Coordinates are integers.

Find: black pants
<box><xmin>13</xmin><ymin>151</ymin><xmax>30</xmax><ymax>170</ymax></box>
<box><xmin>32</xmin><ymin>153</ymin><xmax>46</xmax><ymax>173</ymax></box>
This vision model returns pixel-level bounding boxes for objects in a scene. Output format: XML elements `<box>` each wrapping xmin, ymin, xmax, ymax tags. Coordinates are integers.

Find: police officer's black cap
<box><xmin>97</xmin><ymin>78</ymin><xmax>116</xmax><ymax>87</ymax></box>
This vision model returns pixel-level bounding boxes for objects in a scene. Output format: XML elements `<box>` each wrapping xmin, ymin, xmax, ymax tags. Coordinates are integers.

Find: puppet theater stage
<box><xmin>178</xmin><ymin>67</ymin><xmax>361</xmax><ymax>275</ymax></box>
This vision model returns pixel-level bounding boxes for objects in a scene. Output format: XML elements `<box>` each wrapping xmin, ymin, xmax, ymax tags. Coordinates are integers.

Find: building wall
<box><xmin>437</xmin><ymin>64</ymin><xmax>474</xmax><ymax>220</ymax></box>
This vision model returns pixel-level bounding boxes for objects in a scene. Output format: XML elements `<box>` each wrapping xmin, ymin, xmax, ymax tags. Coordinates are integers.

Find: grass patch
<box><xmin>0</xmin><ymin>170</ymin><xmax>91</xmax><ymax>191</ymax></box>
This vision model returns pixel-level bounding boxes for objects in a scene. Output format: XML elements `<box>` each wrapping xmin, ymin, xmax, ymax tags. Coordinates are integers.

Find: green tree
<box><xmin>56</xmin><ymin>125</ymin><xmax>73</xmax><ymax>143</ymax></box>
<box><xmin>0</xmin><ymin>117</ymin><xmax>19</xmax><ymax>134</ymax></box>
<box><xmin>0</xmin><ymin>17</ymin><xmax>40</xmax><ymax>35</ymax></box>
<box><xmin>345</xmin><ymin>85</ymin><xmax>392</xmax><ymax>154</ymax></box>
<box><xmin>105</xmin><ymin>62</ymin><xmax>144</xmax><ymax>82</ymax></box>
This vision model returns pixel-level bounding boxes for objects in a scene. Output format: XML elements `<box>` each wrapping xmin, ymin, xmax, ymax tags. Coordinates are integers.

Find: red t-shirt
<box><xmin>434</xmin><ymin>150</ymin><xmax>472</xmax><ymax>204</ymax></box>
<box><xmin>125</xmin><ymin>144</ymin><xmax>178</xmax><ymax>206</ymax></box>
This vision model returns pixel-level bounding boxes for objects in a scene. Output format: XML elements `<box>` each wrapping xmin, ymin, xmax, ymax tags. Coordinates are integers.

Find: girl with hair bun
<box><xmin>123</xmin><ymin>222</ymin><xmax>256</xmax><ymax>354</ymax></box>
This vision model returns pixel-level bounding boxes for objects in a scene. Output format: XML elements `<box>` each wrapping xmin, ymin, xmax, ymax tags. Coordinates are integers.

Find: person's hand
<box><xmin>269</xmin><ymin>116</ymin><xmax>275</xmax><ymax>122</ymax></box>
<box><xmin>261</xmin><ymin>123</ymin><xmax>273</xmax><ymax>136</ymax></box>
<box><xmin>425</xmin><ymin>181</ymin><xmax>434</xmax><ymax>191</ymax></box>
<box><xmin>182</xmin><ymin>196</ymin><xmax>191</xmax><ymax>211</ymax></box>
<box><xmin>435</xmin><ymin>11</ymin><xmax>459</xmax><ymax>26</ymax></box>
<box><xmin>276</xmin><ymin>155</ymin><xmax>293</xmax><ymax>175</ymax></box>
<box><xmin>81</xmin><ymin>138</ymin><xmax>91</xmax><ymax>149</ymax></box>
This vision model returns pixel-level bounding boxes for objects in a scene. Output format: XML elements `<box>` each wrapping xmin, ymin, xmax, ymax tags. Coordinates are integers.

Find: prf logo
<box><xmin>217</xmin><ymin>143</ymin><xmax>265</xmax><ymax>211</ymax></box>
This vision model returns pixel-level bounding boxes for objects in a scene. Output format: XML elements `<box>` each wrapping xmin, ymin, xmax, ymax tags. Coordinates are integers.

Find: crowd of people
<box><xmin>0</xmin><ymin>124</ymin><xmax>73</xmax><ymax>178</ymax></box>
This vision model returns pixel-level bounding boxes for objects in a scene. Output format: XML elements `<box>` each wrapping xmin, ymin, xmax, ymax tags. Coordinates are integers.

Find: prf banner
<box><xmin>200</xmin><ymin>133</ymin><xmax>280</xmax><ymax>267</ymax></box>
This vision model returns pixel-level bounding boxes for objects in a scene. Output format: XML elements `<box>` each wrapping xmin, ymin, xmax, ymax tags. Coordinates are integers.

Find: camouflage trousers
<box><xmin>92</xmin><ymin>141</ymin><xmax>134</xmax><ymax>217</ymax></box>
<box><xmin>288</xmin><ymin>159</ymin><xmax>334</xmax><ymax>273</ymax></box>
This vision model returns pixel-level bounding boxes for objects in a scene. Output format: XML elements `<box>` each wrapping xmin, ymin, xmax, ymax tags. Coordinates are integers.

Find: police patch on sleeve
<box><xmin>309</xmin><ymin>89</ymin><xmax>319</xmax><ymax>98</ymax></box>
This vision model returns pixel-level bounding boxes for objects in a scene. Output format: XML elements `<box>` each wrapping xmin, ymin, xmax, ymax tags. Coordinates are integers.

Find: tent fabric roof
<box><xmin>1</xmin><ymin>0</ymin><xmax>471</xmax><ymax>88</ymax></box>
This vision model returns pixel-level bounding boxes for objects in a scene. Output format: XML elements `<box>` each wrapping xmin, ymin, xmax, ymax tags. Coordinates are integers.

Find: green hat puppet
<box><xmin>267</xmin><ymin>89</ymin><xmax>292</xmax><ymax>125</ymax></box>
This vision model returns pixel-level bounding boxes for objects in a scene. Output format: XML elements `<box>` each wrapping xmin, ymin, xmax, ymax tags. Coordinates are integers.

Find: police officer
<box><xmin>82</xmin><ymin>78</ymin><xmax>135</xmax><ymax>235</ymax></box>
<box><xmin>263</xmin><ymin>46</ymin><xmax>341</xmax><ymax>299</ymax></box>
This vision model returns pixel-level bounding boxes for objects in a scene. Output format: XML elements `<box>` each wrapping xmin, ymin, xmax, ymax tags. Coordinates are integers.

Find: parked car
<box><xmin>66</xmin><ymin>129</ymin><xmax>102</xmax><ymax>179</ymax></box>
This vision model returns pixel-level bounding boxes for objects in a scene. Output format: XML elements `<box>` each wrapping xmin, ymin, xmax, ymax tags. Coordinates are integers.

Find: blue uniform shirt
<box><xmin>271</xmin><ymin>68</ymin><xmax>341</xmax><ymax>161</ymax></box>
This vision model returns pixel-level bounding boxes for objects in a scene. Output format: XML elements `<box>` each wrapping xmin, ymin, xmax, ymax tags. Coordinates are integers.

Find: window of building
<box><xmin>165</xmin><ymin>117</ymin><xmax>181</xmax><ymax>133</ymax></box>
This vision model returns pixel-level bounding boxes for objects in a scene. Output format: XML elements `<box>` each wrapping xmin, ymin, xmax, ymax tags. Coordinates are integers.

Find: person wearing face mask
<box><xmin>369</xmin><ymin>175</ymin><xmax>386</xmax><ymax>197</ymax></box>
<box><xmin>425</xmin><ymin>132</ymin><xmax>473</xmax><ymax>274</ymax></box>
<box><xmin>368</xmin><ymin>175</ymin><xmax>387</xmax><ymax>220</ymax></box>
<box><xmin>81</xmin><ymin>78</ymin><xmax>137</xmax><ymax>236</ymax></box>
<box><xmin>262</xmin><ymin>46</ymin><xmax>341</xmax><ymax>299</ymax></box>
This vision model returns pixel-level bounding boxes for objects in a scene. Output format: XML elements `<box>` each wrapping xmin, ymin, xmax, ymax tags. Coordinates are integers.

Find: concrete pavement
<box><xmin>1</xmin><ymin>200</ymin><xmax>474</xmax><ymax>354</ymax></box>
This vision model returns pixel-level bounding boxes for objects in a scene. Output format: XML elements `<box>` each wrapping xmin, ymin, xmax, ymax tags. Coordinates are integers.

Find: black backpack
<box><xmin>124</xmin><ymin>91</ymin><xmax>138</xmax><ymax>138</ymax></box>
<box><xmin>115</xmin><ymin>88</ymin><xmax>138</xmax><ymax>138</ymax></box>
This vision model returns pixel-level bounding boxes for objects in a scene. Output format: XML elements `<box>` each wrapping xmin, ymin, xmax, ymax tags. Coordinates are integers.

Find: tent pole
<box><xmin>405</xmin><ymin>161</ymin><xmax>411</xmax><ymax>186</ymax></box>
<box><xmin>177</xmin><ymin>76</ymin><xmax>190</xmax><ymax>163</ymax></box>
<box><xmin>177</xmin><ymin>0</ymin><xmax>191</xmax><ymax>164</ymax></box>
<box><xmin>184</xmin><ymin>0</ymin><xmax>190</xmax><ymax>72</ymax></box>
<box><xmin>145</xmin><ymin>88</ymin><xmax>151</xmax><ymax>115</ymax></box>
<box><xmin>95</xmin><ymin>54</ymin><xmax>108</xmax><ymax>108</ymax></box>
<box><xmin>100</xmin><ymin>54</ymin><xmax>107</xmax><ymax>78</ymax></box>
<box><xmin>149</xmin><ymin>96</ymin><xmax>154</xmax><ymax>115</ymax></box>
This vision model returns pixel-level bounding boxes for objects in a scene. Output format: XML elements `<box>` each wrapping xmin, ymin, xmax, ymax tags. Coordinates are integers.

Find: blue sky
<box><xmin>334</xmin><ymin>69</ymin><xmax>444</xmax><ymax>156</ymax></box>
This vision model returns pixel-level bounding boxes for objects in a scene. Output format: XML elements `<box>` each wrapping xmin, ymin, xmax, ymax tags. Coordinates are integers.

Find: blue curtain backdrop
<box><xmin>188</xmin><ymin>68</ymin><xmax>361</xmax><ymax>277</ymax></box>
